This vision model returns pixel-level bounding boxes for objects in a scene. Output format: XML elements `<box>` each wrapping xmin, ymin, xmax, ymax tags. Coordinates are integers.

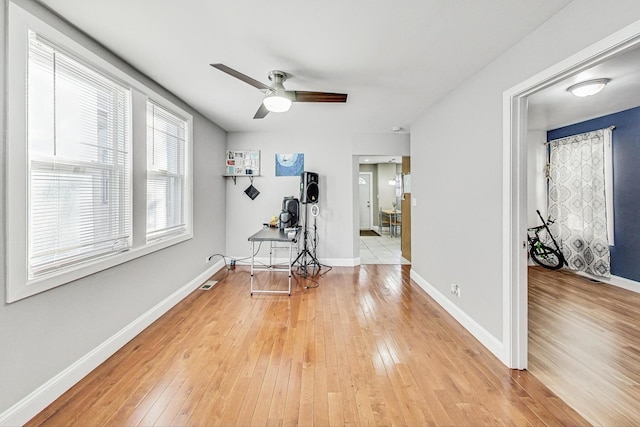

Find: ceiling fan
<box><xmin>210</xmin><ymin>63</ymin><xmax>348</xmax><ymax>119</ymax></box>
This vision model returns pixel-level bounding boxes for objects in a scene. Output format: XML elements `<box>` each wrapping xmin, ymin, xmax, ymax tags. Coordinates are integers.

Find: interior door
<box><xmin>359</xmin><ymin>173</ymin><xmax>372</xmax><ymax>230</ymax></box>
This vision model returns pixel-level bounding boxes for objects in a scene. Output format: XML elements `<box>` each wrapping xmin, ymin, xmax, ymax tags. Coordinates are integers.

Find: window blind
<box><xmin>146</xmin><ymin>101</ymin><xmax>187</xmax><ymax>241</ymax></box>
<box><xmin>27</xmin><ymin>33</ymin><xmax>131</xmax><ymax>277</ymax></box>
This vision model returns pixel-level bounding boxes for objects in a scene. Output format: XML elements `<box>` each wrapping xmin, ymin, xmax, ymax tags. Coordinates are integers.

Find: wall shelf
<box><xmin>223</xmin><ymin>174</ymin><xmax>261</xmax><ymax>185</ymax></box>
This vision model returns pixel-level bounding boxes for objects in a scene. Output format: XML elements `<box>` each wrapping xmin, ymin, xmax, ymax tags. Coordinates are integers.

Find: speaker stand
<box><xmin>293</xmin><ymin>203</ymin><xmax>321</xmax><ymax>278</ymax></box>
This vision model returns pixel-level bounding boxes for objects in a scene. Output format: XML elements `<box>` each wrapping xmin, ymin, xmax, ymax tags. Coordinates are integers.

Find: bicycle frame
<box><xmin>527</xmin><ymin>210</ymin><xmax>567</xmax><ymax>266</ymax></box>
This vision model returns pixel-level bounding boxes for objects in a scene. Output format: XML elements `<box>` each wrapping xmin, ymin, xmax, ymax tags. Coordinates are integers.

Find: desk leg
<box><xmin>250</xmin><ymin>241</ymin><xmax>255</xmax><ymax>296</ymax></box>
<box><xmin>269</xmin><ymin>241</ymin><xmax>273</xmax><ymax>267</ymax></box>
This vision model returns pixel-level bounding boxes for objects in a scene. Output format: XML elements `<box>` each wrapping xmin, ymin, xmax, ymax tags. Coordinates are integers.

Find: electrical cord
<box><xmin>205</xmin><ymin>225</ymin><xmax>333</xmax><ymax>289</ymax></box>
<box><xmin>206</xmin><ymin>241</ymin><xmax>264</xmax><ymax>275</ymax></box>
<box><xmin>293</xmin><ymin>269</ymin><xmax>319</xmax><ymax>288</ymax></box>
<box><xmin>206</xmin><ymin>253</ymin><xmax>230</xmax><ymax>270</ymax></box>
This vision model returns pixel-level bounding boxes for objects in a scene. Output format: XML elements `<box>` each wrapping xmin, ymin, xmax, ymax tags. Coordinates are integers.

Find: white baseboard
<box><xmin>319</xmin><ymin>257</ymin><xmax>358</xmax><ymax>267</ymax></box>
<box><xmin>0</xmin><ymin>260</ymin><xmax>225</xmax><ymax>427</ymax></box>
<box><xmin>409</xmin><ymin>269</ymin><xmax>506</xmax><ymax>365</ymax></box>
<box><xmin>233</xmin><ymin>256</ymin><xmax>359</xmax><ymax>268</ymax></box>
<box><xmin>575</xmin><ymin>271</ymin><xmax>640</xmax><ymax>294</ymax></box>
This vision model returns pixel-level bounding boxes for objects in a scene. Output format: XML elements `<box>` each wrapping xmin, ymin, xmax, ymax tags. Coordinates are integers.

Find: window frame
<box><xmin>27</xmin><ymin>32</ymin><xmax>133</xmax><ymax>279</ymax></box>
<box><xmin>146</xmin><ymin>100</ymin><xmax>190</xmax><ymax>243</ymax></box>
<box><xmin>6</xmin><ymin>3</ymin><xmax>193</xmax><ymax>303</ymax></box>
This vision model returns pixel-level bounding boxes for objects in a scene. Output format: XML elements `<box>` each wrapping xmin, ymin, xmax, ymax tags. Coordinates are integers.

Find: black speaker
<box><xmin>300</xmin><ymin>171</ymin><xmax>319</xmax><ymax>204</ymax></box>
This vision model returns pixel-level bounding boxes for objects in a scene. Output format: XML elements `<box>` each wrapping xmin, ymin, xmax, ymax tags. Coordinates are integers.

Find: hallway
<box><xmin>359</xmin><ymin>233</ymin><xmax>410</xmax><ymax>265</ymax></box>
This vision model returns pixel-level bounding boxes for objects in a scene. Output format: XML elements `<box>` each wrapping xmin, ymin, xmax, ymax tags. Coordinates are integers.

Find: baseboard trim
<box><xmin>319</xmin><ymin>257</ymin><xmax>358</xmax><ymax>267</ymax></box>
<box><xmin>0</xmin><ymin>260</ymin><xmax>225</xmax><ymax>427</ymax></box>
<box><xmin>409</xmin><ymin>269</ymin><xmax>506</xmax><ymax>364</ymax></box>
<box><xmin>234</xmin><ymin>256</ymin><xmax>359</xmax><ymax>267</ymax></box>
<box><xmin>575</xmin><ymin>271</ymin><xmax>640</xmax><ymax>294</ymax></box>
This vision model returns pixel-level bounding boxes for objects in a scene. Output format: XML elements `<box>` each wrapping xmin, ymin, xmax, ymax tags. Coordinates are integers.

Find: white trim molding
<box><xmin>409</xmin><ymin>269</ymin><xmax>505</xmax><ymax>364</ymax></box>
<box><xmin>233</xmin><ymin>256</ymin><xmax>359</xmax><ymax>268</ymax></box>
<box><xmin>0</xmin><ymin>261</ymin><xmax>225</xmax><ymax>427</ymax></box>
<box><xmin>576</xmin><ymin>272</ymin><xmax>640</xmax><ymax>295</ymax></box>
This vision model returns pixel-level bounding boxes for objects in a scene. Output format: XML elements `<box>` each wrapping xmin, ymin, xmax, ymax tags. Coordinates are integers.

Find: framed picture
<box><xmin>275</xmin><ymin>153</ymin><xmax>304</xmax><ymax>176</ymax></box>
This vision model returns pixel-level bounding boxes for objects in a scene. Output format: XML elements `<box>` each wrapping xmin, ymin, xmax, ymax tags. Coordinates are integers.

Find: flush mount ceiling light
<box><xmin>262</xmin><ymin>93</ymin><xmax>292</xmax><ymax>112</ymax></box>
<box><xmin>567</xmin><ymin>78</ymin><xmax>611</xmax><ymax>97</ymax></box>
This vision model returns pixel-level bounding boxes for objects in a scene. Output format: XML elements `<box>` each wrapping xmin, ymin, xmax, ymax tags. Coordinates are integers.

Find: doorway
<box><xmin>357</xmin><ymin>155</ymin><xmax>410</xmax><ymax>265</ymax></box>
<box><xmin>359</xmin><ymin>172</ymin><xmax>373</xmax><ymax>231</ymax></box>
<box><xmin>503</xmin><ymin>27</ymin><xmax>640</xmax><ymax>424</ymax></box>
<box><xmin>503</xmin><ymin>19</ymin><xmax>640</xmax><ymax>369</ymax></box>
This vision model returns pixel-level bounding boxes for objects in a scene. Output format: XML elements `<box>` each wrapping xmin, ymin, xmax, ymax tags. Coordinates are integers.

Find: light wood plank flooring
<box><xmin>28</xmin><ymin>265</ymin><xmax>586</xmax><ymax>426</ymax></box>
<box><xmin>528</xmin><ymin>266</ymin><xmax>640</xmax><ymax>426</ymax></box>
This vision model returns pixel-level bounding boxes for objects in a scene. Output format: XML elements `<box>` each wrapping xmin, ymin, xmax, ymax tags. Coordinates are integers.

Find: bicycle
<box><xmin>527</xmin><ymin>209</ymin><xmax>567</xmax><ymax>270</ymax></box>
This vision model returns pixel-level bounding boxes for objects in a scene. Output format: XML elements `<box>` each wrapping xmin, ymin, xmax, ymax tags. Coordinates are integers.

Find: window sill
<box><xmin>7</xmin><ymin>231</ymin><xmax>193</xmax><ymax>303</ymax></box>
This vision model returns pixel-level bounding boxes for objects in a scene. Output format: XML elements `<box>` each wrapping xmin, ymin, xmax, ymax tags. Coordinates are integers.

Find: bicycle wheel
<box><xmin>530</xmin><ymin>244</ymin><xmax>564</xmax><ymax>270</ymax></box>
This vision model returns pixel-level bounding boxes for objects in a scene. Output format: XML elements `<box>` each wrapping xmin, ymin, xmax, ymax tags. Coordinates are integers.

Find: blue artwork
<box><xmin>275</xmin><ymin>153</ymin><xmax>304</xmax><ymax>176</ymax></box>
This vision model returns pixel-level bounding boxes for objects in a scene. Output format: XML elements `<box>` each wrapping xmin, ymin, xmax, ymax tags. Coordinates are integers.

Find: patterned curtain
<box><xmin>547</xmin><ymin>129</ymin><xmax>611</xmax><ymax>277</ymax></box>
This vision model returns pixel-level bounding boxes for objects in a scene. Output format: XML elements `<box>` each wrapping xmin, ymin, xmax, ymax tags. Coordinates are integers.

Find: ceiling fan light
<box><xmin>263</xmin><ymin>94</ymin><xmax>292</xmax><ymax>112</ymax></box>
<box><xmin>567</xmin><ymin>78</ymin><xmax>610</xmax><ymax>97</ymax></box>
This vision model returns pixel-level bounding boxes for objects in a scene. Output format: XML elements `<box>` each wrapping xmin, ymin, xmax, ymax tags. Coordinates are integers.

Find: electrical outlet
<box><xmin>450</xmin><ymin>284</ymin><xmax>461</xmax><ymax>297</ymax></box>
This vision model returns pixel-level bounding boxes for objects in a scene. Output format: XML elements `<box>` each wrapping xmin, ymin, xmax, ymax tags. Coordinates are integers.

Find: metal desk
<box><xmin>248</xmin><ymin>227</ymin><xmax>299</xmax><ymax>296</ymax></box>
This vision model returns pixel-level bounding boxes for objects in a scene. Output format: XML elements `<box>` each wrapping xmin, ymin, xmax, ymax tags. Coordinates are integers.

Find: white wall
<box><xmin>377</xmin><ymin>163</ymin><xmax>398</xmax><ymax>210</ymax></box>
<box><xmin>410</xmin><ymin>0</ymin><xmax>640</xmax><ymax>351</ymax></box>
<box><xmin>225</xmin><ymin>132</ymin><xmax>409</xmax><ymax>264</ymax></box>
<box><xmin>0</xmin><ymin>0</ymin><xmax>227</xmax><ymax>421</ymax></box>
<box><xmin>527</xmin><ymin>131</ymin><xmax>548</xmax><ymax>227</ymax></box>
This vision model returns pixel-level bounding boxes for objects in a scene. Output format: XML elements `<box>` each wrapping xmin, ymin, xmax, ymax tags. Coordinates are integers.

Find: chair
<box><xmin>391</xmin><ymin>211</ymin><xmax>402</xmax><ymax>237</ymax></box>
<box><xmin>379</xmin><ymin>209</ymin><xmax>391</xmax><ymax>235</ymax></box>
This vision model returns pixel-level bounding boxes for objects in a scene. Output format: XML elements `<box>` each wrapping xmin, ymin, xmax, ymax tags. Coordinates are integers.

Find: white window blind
<box><xmin>27</xmin><ymin>32</ymin><xmax>131</xmax><ymax>277</ymax></box>
<box><xmin>146</xmin><ymin>101</ymin><xmax>187</xmax><ymax>241</ymax></box>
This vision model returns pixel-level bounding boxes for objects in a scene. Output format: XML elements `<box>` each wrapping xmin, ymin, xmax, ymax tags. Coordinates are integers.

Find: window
<box><xmin>27</xmin><ymin>33</ymin><xmax>132</xmax><ymax>278</ymax></box>
<box><xmin>547</xmin><ymin>128</ymin><xmax>613</xmax><ymax>277</ymax></box>
<box><xmin>146</xmin><ymin>101</ymin><xmax>188</xmax><ymax>242</ymax></box>
<box><xmin>6</xmin><ymin>3</ymin><xmax>193</xmax><ymax>302</ymax></box>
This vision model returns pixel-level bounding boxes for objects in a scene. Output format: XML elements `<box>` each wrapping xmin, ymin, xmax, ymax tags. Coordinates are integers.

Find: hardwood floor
<box><xmin>28</xmin><ymin>265</ymin><xmax>587</xmax><ymax>426</ymax></box>
<box><xmin>528</xmin><ymin>266</ymin><xmax>640</xmax><ymax>426</ymax></box>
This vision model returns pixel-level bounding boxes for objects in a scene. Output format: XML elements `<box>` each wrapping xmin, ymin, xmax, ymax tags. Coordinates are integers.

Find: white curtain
<box><xmin>547</xmin><ymin>128</ymin><xmax>612</xmax><ymax>277</ymax></box>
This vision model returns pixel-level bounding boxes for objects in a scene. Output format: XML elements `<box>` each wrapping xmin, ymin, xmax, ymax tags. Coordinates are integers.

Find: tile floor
<box><xmin>359</xmin><ymin>232</ymin><xmax>410</xmax><ymax>265</ymax></box>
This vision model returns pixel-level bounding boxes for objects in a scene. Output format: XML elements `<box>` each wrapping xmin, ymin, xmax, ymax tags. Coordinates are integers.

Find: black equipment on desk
<box><xmin>300</xmin><ymin>171</ymin><xmax>319</xmax><ymax>204</ymax></box>
<box><xmin>279</xmin><ymin>197</ymin><xmax>299</xmax><ymax>228</ymax></box>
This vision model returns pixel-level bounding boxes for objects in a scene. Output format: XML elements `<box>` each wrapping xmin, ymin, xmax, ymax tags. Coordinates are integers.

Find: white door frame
<box><xmin>502</xmin><ymin>20</ymin><xmax>640</xmax><ymax>369</ymax></box>
<box><xmin>359</xmin><ymin>172</ymin><xmax>374</xmax><ymax>230</ymax></box>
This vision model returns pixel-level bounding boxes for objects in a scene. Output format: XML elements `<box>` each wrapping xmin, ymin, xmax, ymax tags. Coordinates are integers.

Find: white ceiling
<box><xmin>37</xmin><ymin>0</ymin><xmax>573</xmax><ymax>134</ymax></box>
<box><xmin>528</xmin><ymin>45</ymin><xmax>640</xmax><ymax>131</ymax></box>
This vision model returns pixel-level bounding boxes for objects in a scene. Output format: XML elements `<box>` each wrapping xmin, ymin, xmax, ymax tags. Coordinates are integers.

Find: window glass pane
<box><xmin>27</xmin><ymin>32</ymin><xmax>131</xmax><ymax>277</ymax></box>
<box><xmin>146</xmin><ymin>101</ymin><xmax>187</xmax><ymax>240</ymax></box>
<box><xmin>27</xmin><ymin>35</ymin><xmax>55</xmax><ymax>156</ymax></box>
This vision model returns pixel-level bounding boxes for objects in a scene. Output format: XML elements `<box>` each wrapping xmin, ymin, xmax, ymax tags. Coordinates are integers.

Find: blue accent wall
<box><xmin>547</xmin><ymin>105</ymin><xmax>640</xmax><ymax>283</ymax></box>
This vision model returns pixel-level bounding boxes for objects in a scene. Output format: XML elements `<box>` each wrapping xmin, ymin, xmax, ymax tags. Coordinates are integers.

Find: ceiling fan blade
<box><xmin>253</xmin><ymin>103</ymin><xmax>270</xmax><ymax>119</ymax></box>
<box><xmin>290</xmin><ymin>91</ymin><xmax>348</xmax><ymax>103</ymax></box>
<box><xmin>210</xmin><ymin>63</ymin><xmax>271</xmax><ymax>91</ymax></box>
